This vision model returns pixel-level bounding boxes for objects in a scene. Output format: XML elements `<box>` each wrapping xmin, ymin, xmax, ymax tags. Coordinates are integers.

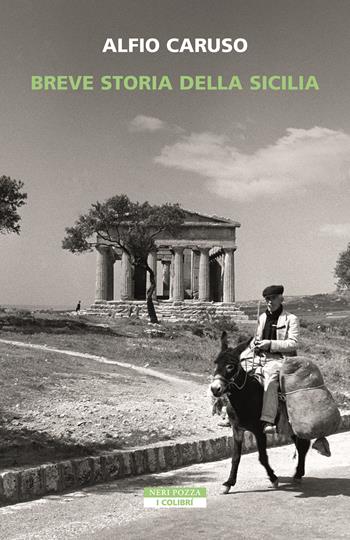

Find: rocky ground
<box><xmin>0</xmin><ymin>335</ymin><xmax>225</xmax><ymax>469</ymax></box>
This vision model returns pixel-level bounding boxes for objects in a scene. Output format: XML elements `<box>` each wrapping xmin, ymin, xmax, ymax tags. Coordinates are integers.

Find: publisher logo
<box><xmin>144</xmin><ymin>487</ymin><xmax>207</xmax><ymax>508</ymax></box>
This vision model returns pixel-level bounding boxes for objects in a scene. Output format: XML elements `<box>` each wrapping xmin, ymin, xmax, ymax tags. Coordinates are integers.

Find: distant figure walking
<box><xmin>75</xmin><ymin>300</ymin><xmax>81</xmax><ymax>314</ymax></box>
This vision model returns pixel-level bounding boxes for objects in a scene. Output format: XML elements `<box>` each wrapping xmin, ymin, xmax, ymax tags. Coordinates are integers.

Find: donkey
<box><xmin>210</xmin><ymin>332</ymin><xmax>310</xmax><ymax>494</ymax></box>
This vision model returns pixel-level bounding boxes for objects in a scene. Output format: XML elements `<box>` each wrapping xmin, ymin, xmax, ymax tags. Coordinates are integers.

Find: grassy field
<box><xmin>0</xmin><ymin>301</ymin><xmax>349</xmax><ymax>469</ymax></box>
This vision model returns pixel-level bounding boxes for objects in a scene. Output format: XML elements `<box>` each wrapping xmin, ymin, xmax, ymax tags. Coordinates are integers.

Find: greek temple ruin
<box><xmin>91</xmin><ymin>211</ymin><xmax>247</xmax><ymax>321</ymax></box>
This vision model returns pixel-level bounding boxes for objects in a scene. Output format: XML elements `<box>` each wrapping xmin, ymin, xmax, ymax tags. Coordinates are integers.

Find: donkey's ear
<box><xmin>221</xmin><ymin>331</ymin><xmax>229</xmax><ymax>351</ymax></box>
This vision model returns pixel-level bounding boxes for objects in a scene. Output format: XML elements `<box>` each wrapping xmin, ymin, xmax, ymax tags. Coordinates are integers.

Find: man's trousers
<box><xmin>260</xmin><ymin>359</ymin><xmax>283</xmax><ymax>424</ymax></box>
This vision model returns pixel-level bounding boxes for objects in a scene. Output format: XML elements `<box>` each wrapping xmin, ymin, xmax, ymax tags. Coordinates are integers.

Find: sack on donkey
<box><xmin>280</xmin><ymin>356</ymin><xmax>341</xmax><ymax>439</ymax></box>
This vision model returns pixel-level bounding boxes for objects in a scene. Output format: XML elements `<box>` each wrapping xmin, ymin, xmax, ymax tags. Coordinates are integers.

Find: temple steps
<box><xmin>88</xmin><ymin>300</ymin><xmax>248</xmax><ymax>322</ymax></box>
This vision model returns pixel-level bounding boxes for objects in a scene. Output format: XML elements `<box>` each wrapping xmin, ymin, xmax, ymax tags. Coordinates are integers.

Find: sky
<box><xmin>1</xmin><ymin>0</ymin><xmax>350</xmax><ymax>307</ymax></box>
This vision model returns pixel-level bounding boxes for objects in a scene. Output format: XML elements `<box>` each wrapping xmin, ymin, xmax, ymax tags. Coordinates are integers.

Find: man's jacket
<box><xmin>256</xmin><ymin>310</ymin><xmax>299</xmax><ymax>356</ymax></box>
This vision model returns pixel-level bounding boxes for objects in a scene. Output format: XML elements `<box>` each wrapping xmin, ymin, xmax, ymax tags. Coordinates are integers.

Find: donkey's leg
<box><xmin>222</xmin><ymin>429</ymin><xmax>243</xmax><ymax>494</ymax></box>
<box><xmin>292</xmin><ymin>435</ymin><xmax>310</xmax><ymax>483</ymax></box>
<box><xmin>255</xmin><ymin>431</ymin><xmax>279</xmax><ymax>488</ymax></box>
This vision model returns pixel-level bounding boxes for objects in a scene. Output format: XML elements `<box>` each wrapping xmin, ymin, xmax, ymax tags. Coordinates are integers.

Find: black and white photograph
<box><xmin>0</xmin><ymin>1</ymin><xmax>349</xmax><ymax>538</ymax></box>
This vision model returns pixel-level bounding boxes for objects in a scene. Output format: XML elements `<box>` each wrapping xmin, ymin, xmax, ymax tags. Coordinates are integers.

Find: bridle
<box><xmin>213</xmin><ymin>362</ymin><xmax>248</xmax><ymax>391</ymax></box>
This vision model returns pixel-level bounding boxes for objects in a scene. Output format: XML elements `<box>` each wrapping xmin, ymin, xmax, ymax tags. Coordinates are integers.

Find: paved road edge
<box><xmin>1</xmin><ymin>413</ymin><xmax>349</xmax><ymax>506</ymax></box>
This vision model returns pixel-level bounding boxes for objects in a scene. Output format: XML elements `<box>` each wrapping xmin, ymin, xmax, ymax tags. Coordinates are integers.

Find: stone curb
<box><xmin>1</xmin><ymin>413</ymin><xmax>349</xmax><ymax>506</ymax></box>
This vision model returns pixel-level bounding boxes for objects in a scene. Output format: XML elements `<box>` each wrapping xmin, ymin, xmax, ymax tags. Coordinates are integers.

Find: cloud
<box><xmin>320</xmin><ymin>223</ymin><xmax>350</xmax><ymax>238</ymax></box>
<box><xmin>155</xmin><ymin>127</ymin><xmax>350</xmax><ymax>201</ymax></box>
<box><xmin>129</xmin><ymin>115</ymin><xmax>168</xmax><ymax>132</ymax></box>
<box><xmin>129</xmin><ymin>115</ymin><xmax>184</xmax><ymax>134</ymax></box>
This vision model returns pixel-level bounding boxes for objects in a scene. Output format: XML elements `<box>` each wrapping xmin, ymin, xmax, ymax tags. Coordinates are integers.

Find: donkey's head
<box><xmin>210</xmin><ymin>332</ymin><xmax>251</xmax><ymax>397</ymax></box>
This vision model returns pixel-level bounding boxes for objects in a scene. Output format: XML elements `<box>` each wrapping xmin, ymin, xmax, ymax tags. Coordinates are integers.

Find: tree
<box><xmin>0</xmin><ymin>176</ymin><xmax>27</xmax><ymax>234</ymax></box>
<box><xmin>62</xmin><ymin>194</ymin><xmax>185</xmax><ymax>323</ymax></box>
<box><xmin>334</xmin><ymin>242</ymin><xmax>350</xmax><ymax>291</ymax></box>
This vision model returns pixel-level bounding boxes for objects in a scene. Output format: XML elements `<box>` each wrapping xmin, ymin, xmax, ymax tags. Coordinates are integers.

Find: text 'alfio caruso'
<box><xmin>102</xmin><ymin>37</ymin><xmax>248</xmax><ymax>54</ymax></box>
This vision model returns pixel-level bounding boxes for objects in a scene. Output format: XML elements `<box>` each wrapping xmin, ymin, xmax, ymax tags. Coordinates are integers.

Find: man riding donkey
<box><xmin>244</xmin><ymin>284</ymin><xmax>297</xmax><ymax>434</ymax></box>
<box><xmin>217</xmin><ymin>284</ymin><xmax>296</xmax><ymax>432</ymax></box>
<box><xmin>215</xmin><ymin>284</ymin><xmax>340</xmax><ymax>454</ymax></box>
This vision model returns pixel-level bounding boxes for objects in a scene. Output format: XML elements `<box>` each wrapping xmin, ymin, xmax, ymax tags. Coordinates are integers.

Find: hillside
<box><xmin>238</xmin><ymin>292</ymin><xmax>350</xmax><ymax>321</ymax></box>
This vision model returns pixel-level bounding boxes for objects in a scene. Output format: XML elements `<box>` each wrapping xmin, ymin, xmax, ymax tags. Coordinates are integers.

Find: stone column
<box><xmin>223</xmin><ymin>248</ymin><xmax>235</xmax><ymax>303</ymax></box>
<box><xmin>198</xmin><ymin>247</ymin><xmax>210</xmax><ymax>301</ymax></box>
<box><xmin>169</xmin><ymin>253</ymin><xmax>175</xmax><ymax>300</ymax></box>
<box><xmin>219</xmin><ymin>253</ymin><xmax>225</xmax><ymax>302</ymax></box>
<box><xmin>95</xmin><ymin>246</ymin><xmax>114</xmax><ymax>301</ymax></box>
<box><xmin>172</xmin><ymin>246</ymin><xmax>184</xmax><ymax>301</ymax></box>
<box><xmin>146</xmin><ymin>250</ymin><xmax>157</xmax><ymax>300</ymax></box>
<box><xmin>162</xmin><ymin>261</ymin><xmax>171</xmax><ymax>297</ymax></box>
<box><xmin>120</xmin><ymin>251</ymin><xmax>133</xmax><ymax>300</ymax></box>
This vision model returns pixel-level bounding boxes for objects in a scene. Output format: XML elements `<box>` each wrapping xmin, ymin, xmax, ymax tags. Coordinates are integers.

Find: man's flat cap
<box><xmin>262</xmin><ymin>285</ymin><xmax>284</xmax><ymax>297</ymax></box>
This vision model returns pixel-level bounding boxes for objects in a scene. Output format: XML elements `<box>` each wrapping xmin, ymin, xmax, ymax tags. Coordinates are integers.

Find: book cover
<box><xmin>0</xmin><ymin>1</ymin><xmax>349</xmax><ymax>537</ymax></box>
